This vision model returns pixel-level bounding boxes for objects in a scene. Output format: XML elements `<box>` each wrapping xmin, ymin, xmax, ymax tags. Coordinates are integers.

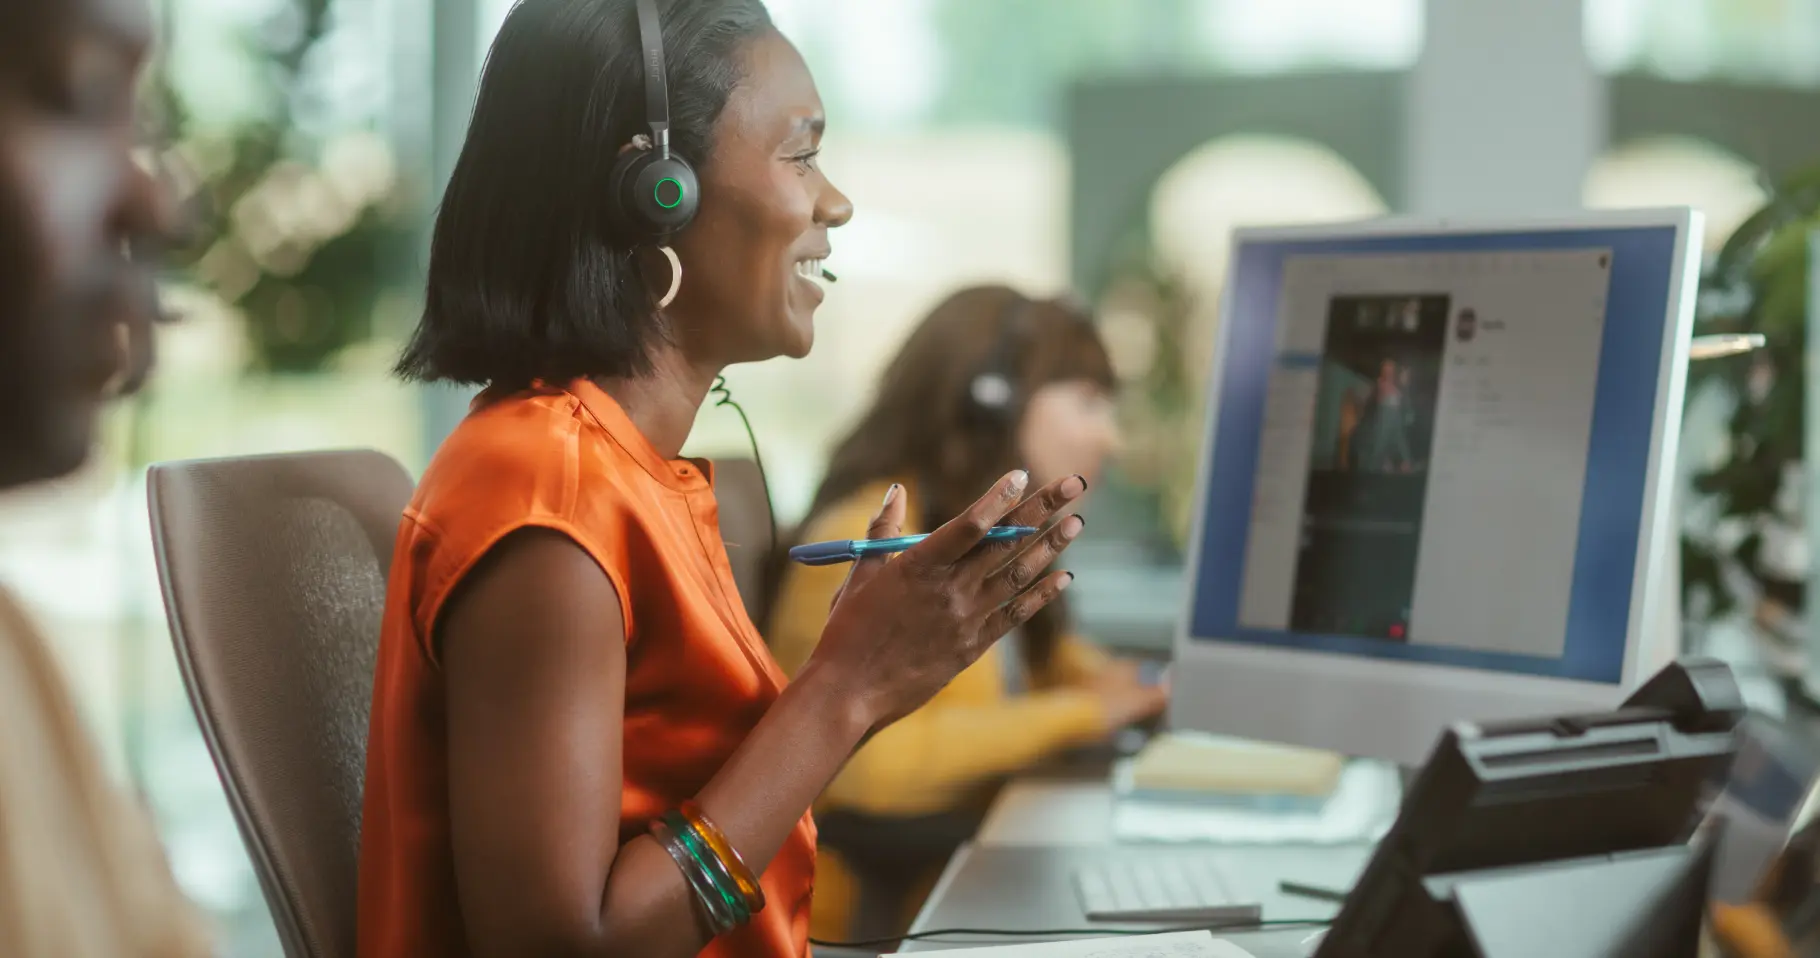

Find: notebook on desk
<box><xmin>1117</xmin><ymin>733</ymin><xmax>1345</xmax><ymax>812</ymax></box>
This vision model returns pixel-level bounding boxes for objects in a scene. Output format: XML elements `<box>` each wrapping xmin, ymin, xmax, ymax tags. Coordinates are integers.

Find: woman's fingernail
<box><xmin>1059</xmin><ymin>571</ymin><xmax>1076</xmax><ymax>590</ymax></box>
<box><xmin>1008</xmin><ymin>470</ymin><xmax>1029</xmax><ymax>495</ymax></box>
<box><xmin>1063</xmin><ymin>515</ymin><xmax>1085</xmax><ymax>539</ymax></box>
<box><xmin>1064</xmin><ymin>474</ymin><xmax>1088</xmax><ymax>497</ymax></box>
<box><xmin>881</xmin><ymin>483</ymin><xmax>900</xmax><ymax>508</ymax></box>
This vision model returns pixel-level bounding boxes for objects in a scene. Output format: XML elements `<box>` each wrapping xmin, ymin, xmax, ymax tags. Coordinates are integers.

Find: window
<box><xmin>1587</xmin><ymin>0</ymin><xmax>1820</xmax><ymax>83</ymax></box>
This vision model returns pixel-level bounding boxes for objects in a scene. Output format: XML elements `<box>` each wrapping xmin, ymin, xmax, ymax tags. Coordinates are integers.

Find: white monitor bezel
<box><xmin>1168</xmin><ymin>207</ymin><xmax>1705</xmax><ymax>767</ymax></box>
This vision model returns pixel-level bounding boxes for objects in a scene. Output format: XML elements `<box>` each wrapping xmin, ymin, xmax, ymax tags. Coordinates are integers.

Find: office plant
<box><xmin>148</xmin><ymin>0</ymin><xmax>417</xmax><ymax>376</ymax></box>
<box><xmin>1680</xmin><ymin>163</ymin><xmax>1820</xmax><ymax>649</ymax></box>
<box><xmin>1096</xmin><ymin>234</ymin><xmax>1205</xmax><ymax>554</ymax></box>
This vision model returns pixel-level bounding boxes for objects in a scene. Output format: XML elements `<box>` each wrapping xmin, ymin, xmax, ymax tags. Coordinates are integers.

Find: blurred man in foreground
<box><xmin>0</xmin><ymin>0</ymin><xmax>211</xmax><ymax>954</ymax></box>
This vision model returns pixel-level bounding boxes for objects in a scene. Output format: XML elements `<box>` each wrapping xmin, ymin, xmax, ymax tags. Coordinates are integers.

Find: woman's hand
<box><xmin>807</xmin><ymin>470</ymin><xmax>1088</xmax><ymax>732</ymax></box>
<box><xmin>1091</xmin><ymin>669</ymin><xmax>1170</xmax><ymax>733</ymax></box>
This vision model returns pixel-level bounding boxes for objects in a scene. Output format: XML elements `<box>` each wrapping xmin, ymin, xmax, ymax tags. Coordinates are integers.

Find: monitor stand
<box><xmin>1307</xmin><ymin>658</ymin><xmax>1736</xmax><ymax>952</ymax></box>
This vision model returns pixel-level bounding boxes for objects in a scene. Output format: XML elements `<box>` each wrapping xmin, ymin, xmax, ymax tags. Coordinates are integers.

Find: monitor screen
<box><xmin>1188</xmin><ymin>226</ymin><xmax>1682</xmax><ymax>686</ymax></box>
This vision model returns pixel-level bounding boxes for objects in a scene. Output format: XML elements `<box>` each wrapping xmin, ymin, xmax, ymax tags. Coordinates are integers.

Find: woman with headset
<box><xmin>766</xmin><ymin>286</ymin><xmax>1171</xmax><ymax>941</ymax></box>
<box><xmin>356</xmin><ymin>3</ymin><xmax>1090</xmax><ymax>958</ymax></box>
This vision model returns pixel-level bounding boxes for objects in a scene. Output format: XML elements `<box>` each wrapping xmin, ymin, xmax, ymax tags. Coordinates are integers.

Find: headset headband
<box><xmin>635</xmin><ymin>0</ymin><xmax>671</xmax><ymax>157</ymax></box>
<box><xmin>968</xmin><ymin>292</ymin><xmax>1035</xmax><ymax>415</ymax></box>
<box><xmin>984</xmin><ymin>293</ymin><xmax>1032</xmax><ymax>383</ymax></box>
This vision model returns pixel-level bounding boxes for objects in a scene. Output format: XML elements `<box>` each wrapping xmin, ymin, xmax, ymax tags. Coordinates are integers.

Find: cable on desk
<box><xmin>810</xmin><ymin>918</ymin><xmax>1333</xmax><ymax>950</ymax></box>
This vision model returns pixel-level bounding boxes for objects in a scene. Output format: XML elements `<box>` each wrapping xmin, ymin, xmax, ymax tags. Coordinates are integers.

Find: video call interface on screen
<box><xmin>1192</xmin><ymin>228</ymin><xmax>1682</xmax><ymax>684</ymax></box>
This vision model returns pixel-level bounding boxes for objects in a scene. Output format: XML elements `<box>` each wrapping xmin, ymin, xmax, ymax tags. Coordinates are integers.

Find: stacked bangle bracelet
<box><xmin>650</xmin><ymin>801</ymin><xmax>766</xmax><ymax>936</ymax></box>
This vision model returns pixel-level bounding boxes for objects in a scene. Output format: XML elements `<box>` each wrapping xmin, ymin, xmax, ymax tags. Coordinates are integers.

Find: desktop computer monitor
<box><xmin>1169</xmin><ymin>208</ymin><xmax>1705</xmax><ymax>767</ymax></box>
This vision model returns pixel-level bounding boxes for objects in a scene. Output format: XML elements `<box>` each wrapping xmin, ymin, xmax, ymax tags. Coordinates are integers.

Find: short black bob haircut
<box><xmin>396</xmin><ymin>0</ymin><xmax>774</xmax><ymax>391</ymax></box>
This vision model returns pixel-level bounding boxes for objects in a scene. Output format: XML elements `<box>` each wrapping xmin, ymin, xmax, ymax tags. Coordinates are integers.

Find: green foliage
<box><xmin>151</xmin><ymin>0</ymin><xmax>416</xmax><ymax>376</ymax></box>
<box><xmin>1099</xmin><ymin>229</ymin><xmax>1204</xmax><ymax>550</ymax></box>
<box><xmin>1682</xmin><ymin>163</ymin><xmax>1820</xmax><ymax>616</ymax></box>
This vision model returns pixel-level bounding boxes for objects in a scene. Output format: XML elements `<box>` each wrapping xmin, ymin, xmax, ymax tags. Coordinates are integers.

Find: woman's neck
<box><xmin>595</xmin><ymin>348</ymin><xmax>721</xmax><ymax>461</ymax></box>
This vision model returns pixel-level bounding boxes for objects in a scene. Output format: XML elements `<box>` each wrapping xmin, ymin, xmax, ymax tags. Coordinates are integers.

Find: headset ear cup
<box><xmin>635</xmin><ymin>155</ymin><xmax>700</xmax><ymax>236</ymax></box>
<box><xmin>967</xmin><ymin>372</ymin><xmax>1018</xmax><ymax>430</ymax></box>
<box><xmin>607</xmin><ymin>148</ymin><xmax>652</xmax><ymax>241</ymax></box>
<box><xmin>612</xmin><ymin>148</ymin><xmax>699</xmax><ymax>242</ymax></box>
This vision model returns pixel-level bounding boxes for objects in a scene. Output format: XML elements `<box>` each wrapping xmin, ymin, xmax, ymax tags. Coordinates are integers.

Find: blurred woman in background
<box><xmin>0</xmin><ymin>1</ymin><xmax>210</xmax><ymax>955</ymax></box>
<box><xmin>766</xmin><ymin>285</ymin><xmax>1170</xmax><ymax>940</ymax></box>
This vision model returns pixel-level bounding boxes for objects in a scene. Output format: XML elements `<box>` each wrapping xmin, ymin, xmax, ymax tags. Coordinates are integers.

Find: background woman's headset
<box><xmin>608</xmin><ymin>0</ymin><xmax>701</xmax><ymax>242</ymax></box>
<box><xmin>967</xmin><ymin>291</ymin><xmax>1098</xmax><ymax>429</ymax></box>
<box><xmin>966</xmin><ymin>293</ymin><xmax>1034</xmax><ymax>430</ymax></box>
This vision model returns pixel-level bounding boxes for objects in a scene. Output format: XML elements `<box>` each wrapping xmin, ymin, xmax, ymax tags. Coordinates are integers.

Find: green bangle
<box><xmin>665</xmin><ymin>810</ymin><xmax>750</xmax><ymax>926</ymax></box>
<box><xmin>651</xmin><ymin>818</ymin><xmax>738</xmax><ymax>934</ymax></box>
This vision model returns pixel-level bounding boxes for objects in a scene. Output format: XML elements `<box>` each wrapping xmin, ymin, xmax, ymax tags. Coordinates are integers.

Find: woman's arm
<box><xmin>773</xmin><ymin>501</ymin><xmax>1101</xmax><ymax>814</ymax></box>
<box><xmin>822</xmin><ymin>681</ymin><xmax>1106</xmax><ymax>816</ymax></box>
<box><xmin>440</xmin><ymin>471</ymin><xmax>1087</xmax><ymax>958</ymax></box>
<box><xmin>774</xmin><ymin>509</ymin><xmax>1155</xmax><ymax>817</ymax></box>
<box><xmin>441</xmin><ymin>528</ymin><xmax>868</xmax><ymax>958</ymax></box>
<box><xmin>823</xmin><ymin>649</ymin><xmax>1165</xmax><ymax>816</ymax></box>
<box><xmin>1035</xmin><ymin>634</ymin><xmax>1114</xmax><ymax>689</ymax></box>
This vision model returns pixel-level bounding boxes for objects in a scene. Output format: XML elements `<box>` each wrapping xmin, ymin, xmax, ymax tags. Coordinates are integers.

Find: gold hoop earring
<box><xmin>657</xmin><ymin>245</ymin><xmax>682</xmax><ymax>309</ymax></box>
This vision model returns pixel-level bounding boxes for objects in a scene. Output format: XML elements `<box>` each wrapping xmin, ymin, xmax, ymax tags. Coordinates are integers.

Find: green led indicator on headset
<box><xmin>654</xmin><ymin>177</ymin><xmax>684</xmax><ymax>209</ymax></box>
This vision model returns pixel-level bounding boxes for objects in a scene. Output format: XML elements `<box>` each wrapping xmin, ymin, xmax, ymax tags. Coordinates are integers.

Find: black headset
<box><xmin>967</xmin><ymin>292</ymin><xmax>1035</xmax><ymax>428</ymax></box>
<box><xmin>608</xmin><ymin>0</ymin><xmax>701</xmax><ymax>242</ymax></box>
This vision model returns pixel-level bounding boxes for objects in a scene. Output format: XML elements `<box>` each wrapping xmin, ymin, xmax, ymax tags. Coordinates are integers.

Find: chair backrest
<box><xmin>712</xmin><ymin>457</ymin><xmax>773</xmax><ymax>616</ymax></box>
<box><xmin>147</xmin><ymin>449</ymin><xmax>413</xmax><ymax>958</ymax></box>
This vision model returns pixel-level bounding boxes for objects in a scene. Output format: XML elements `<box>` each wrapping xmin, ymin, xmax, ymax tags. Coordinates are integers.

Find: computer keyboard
<box><xmin>1072</xmin><ymin>858</ymin><xmax>1261</xmax><ymax>923</ymax></box>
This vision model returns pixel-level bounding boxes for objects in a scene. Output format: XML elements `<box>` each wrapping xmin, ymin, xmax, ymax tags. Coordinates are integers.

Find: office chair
<box><xmin>148</xmin><ymin>449</ymin><xmax>412</xmax><ymax>958</ymax></box>
<box><xmin>147</xmin><ymin>449</ymin><xmax>862</xmax><ymax>956</ymax></box>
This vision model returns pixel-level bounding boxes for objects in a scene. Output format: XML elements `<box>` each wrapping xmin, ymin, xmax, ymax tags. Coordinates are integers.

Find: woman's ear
<box><xmin>618</xmin><ymin>133</ymin><xmax>653</xmax><ymax>158</ymax></box>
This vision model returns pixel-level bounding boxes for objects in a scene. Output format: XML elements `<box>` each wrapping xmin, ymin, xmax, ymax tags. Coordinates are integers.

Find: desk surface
<box><xmin>898</xmin><ymin>842</ymin><xmax>1363</xmax><ymax>956</ymax></box>
<box><xmin>898</xmin><ymin>779</ymin><xmax>1375</xmax><ymax>956</ymax></box>
<box><xmin>973</xmin><ymin>780</ymin><xmax>1116</xmax><ymax>846</ymax></box>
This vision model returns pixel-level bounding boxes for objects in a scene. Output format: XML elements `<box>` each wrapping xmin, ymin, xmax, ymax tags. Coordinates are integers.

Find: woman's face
<box><xmin>667</xmin><ymin>29</ymin><xmax>852</xmax><ymax>367</ymax></box>
<box><xmin>1017</xmin><ymin>379</ymin><xmax>1122</xmax><ymax>493</ymax></box>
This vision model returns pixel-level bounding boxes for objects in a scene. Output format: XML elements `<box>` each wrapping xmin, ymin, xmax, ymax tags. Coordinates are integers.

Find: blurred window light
<box><xmin>1583</xmin><ymin>136</ymin><xmax>1770</xmax><ymax>250</ymax></box>
<box><xmin>480</xmin><ymin>0</ymin><xmax>513</xmax><ymax>60</ymax></box>
<box><xmin>164</xmin><ymin>0</ymin><xmax>276</xmax><ymax>126</ymax></box>
<box><xmin>1144</xmin><ymin>135</ymin><xmax>1388</xmax><ymax>386</ymax></box>
<box><xmin>167</xmin><ymin>0</ymin><xmax>403</xmax><ymax>132</ymax></box>
<box><xmin>1150</xmin><ymin>135</ymin><xmax>1388</xmax><ymax>281</ymax></box>
<box><xmin>1198</xmin><ymin>0</ymin><xmax>1423</xmax><ymax>73</ymax></box>
<box><xmin>1586</xmin><ymin>0</ymin><xmax>1820</xmax><ymax>83</ymax></box>
<box><xmin>778</xmin><ymin>0</ymin><xmax>1420</xmax><ymax>131</ymax></box>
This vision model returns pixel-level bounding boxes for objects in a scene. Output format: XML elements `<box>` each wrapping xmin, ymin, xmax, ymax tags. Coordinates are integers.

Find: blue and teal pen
<box><xmin>788</xmin><ymin>526</ymin><xmax>1039</xmax><ymax>566</ymax></box>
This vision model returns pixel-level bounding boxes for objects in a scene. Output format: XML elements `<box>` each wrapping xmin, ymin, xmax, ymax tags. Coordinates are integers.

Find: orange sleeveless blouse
<box><xmin>356</xmin><ymin>379</ymin><xmax>815</xmax><ymax>958</ymax></box>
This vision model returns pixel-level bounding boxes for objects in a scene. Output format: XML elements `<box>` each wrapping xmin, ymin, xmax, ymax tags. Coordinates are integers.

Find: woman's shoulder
<box><xmin>412</xmin><ymin>391</ymin><xmax>582</xmax><ymax>513</ymax></box>
<box><xmin>0</xmin><ymin>586</ymin><xmax>215</xmax><ymax>956</ymax></box>
<box><xmin>405</xmin><ymin>386</ymin><xmax>649</xmax><ymax>547</ymax></box>
<box><xmin>395</xmin><ymin>388</ymin><xmax>653</xmax><ymax>642</ymax></box>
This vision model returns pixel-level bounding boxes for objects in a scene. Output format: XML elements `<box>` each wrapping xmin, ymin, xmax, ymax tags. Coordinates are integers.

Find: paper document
<box><xmin>910</xmin><ymin>930</ymin><xmax>1256</xmax><ymax>957</ymax></box>
<box><xmin>1112</xmin><ymin>759</ymin><xmax>1399</xmax><ymax>845</ymax></box>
